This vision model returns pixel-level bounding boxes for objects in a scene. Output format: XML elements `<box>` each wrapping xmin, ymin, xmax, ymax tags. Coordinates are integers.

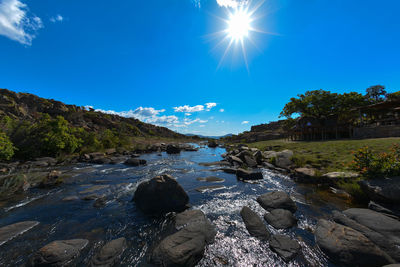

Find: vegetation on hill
<box><xmin>0</xmin><ymin>88</ymin><xmax>188</xmax><ymax>160</ymax></box>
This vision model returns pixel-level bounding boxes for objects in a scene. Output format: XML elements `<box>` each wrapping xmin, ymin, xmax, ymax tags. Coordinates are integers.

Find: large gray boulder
<box><xmin>269</xmin><ymin>234</ymin><xmax>301</xmax><ymax>262</ymax></box>
<box><xmin>359</xmin><ymin>178</ymin><xmax>400</xmax><ymax>204</ymax></box>
<box><xmin>32</xmin><ymin>239</ymin><xmax>89</xmax><ymax>266</ymax></box>
<box><xmin>0</xmin><ymin>221</ymin><xmax>39</xmax><ymax>246</ymax></box>
<box><xmin>133</xmin><ymin>175</ymin><xmax>189</xmax><ymax>214</ymax></box>
<box><xmin>240</xmin><ymin>206</ymin><xmax>270</xmax><ymax>241</ymax></box>
<box><xmin>274</xmin><ymin>150</ymin><xmax>293</xmax><ymax>169</ymax></box>
<box><xmin>151</xmin><ymin>210</ymin><xmax>215</xmax><ymax>267</ymax></box>
<box><xmin>91</xmin><ymin>238</ymin><xmax>126</xmax><ymax>267</ymax></box>
<box><xmin>257</xmin><ymin>191</ymin><xmax>297</xmax><ymax>213</ymax></box>
<box><xmin>264</xmin><ymin>209</ymin><xmax>297</xmax><ymax>229</ymax></box>
<box><xmin>166</xmin><ymin>144</ymin><xmax>181</xmax><ymax>154</ymax></box>
<box><xmin>123</xmin><ymin>158</ymin><xmax>146</xmax><ymax>166</ymax></box>
<box><xmin>315</xmin><ymin>219</ymin><xmax>393</xmax><ymax>267</ymax></box>
<box><xmin>236</xmin><ymin>169</ymin><xmax>263</xmax><ymax>181</ymax></box>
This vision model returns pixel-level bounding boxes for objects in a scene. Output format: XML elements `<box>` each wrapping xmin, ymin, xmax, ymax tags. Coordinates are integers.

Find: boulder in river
<box><xmin>236</xmin><ymin>168</ymin><xmax>263</xmax><ymax>181</ymax></box>
<box><xmin>166</xmin><ymin>144</ymin><xmax>181</xmax><ymax>154</ymax></box>
<box><xmin>0</xmin><ymin>221</ymin><xmax>39</xmax><ymax>246</ymax></box>
<box><xmin>274</xmin><ymin>150</ymin><xmax>294</xmax><ymax>169</ymax></box>
<box><xmin>123</xmin><ymin>158</ymin><xmax>147</xmax><ymax>166</ymax></box>
<box><xmin>264</xmin><ymin>209</ymin><xmax>297</xmax><ymax>229</ymax></box>
<box><xmin>257</xmin><ymin>191</ymin><xmax>297</xmax><ymax>213</ymax></box>
<box><xmin>133</xmin><ymin>174</ymin><xmax>189</xmax><ymax>214</ymax></box>
<box><xmin>240</xmin><ymin>206</ymin><xmax>270</xmax><ymax>241</ymax></box>
<box><xmin>269</xmin><ymin>234</ymin><xmax>301</xmax><ymax>262</ymax></box>
<box><xmin>151</xmin><ymin>210</ymin><xmax>216</xmax><ymax>267</ymax></box>
<box><xmin>359</xmin><ymin>178</ymin><xmax>400</xmax><ymax>204</ymax></box>
<box><xmin>315</xmin><ymin>219</ymin><xmax>394</xmax><ymax>267</ymax></box>
<box><xmin>207</xmin><ymin>140</ymin><xmax>218</xmax><ymax>148</ymax></box>
<box><xmin>32</xmin><ymin>239</ymin><xmax>89</xmax><ymax>266</ymax></box>
<box><xmin>91</xmin><ymin>237</ymin><xmax>126</xmax><ymax>267</ymax></box>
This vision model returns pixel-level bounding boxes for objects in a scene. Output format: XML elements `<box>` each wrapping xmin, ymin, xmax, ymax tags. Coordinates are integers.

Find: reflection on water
<box><xmin>0</xmin><ymin>147</ymin><xmax>352</xmax><ymax>266</ymax></box>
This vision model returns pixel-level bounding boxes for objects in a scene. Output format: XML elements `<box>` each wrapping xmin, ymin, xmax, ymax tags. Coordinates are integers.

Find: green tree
<box><xmin>366</xmin><ymin>85</ymin><xmax>387</xmax><ymax>102</ymax></box>
<box><xmin>386</xmin><ymin>91</ymin><xmax>400</xmax><ymax>101</ymax></box>
<box><xmin>0</xmin><ymin>131</ymin><xmax>15</xmax><ymax>161</ymax></box>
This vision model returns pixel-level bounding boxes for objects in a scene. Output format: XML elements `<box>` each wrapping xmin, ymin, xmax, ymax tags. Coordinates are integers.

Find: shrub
<box><xmin>352</xmin><ymin>144</ymin><xmax>400</xmax><ymax>178</ymax></box>
<box><xmin>0</xmin><ymin>131</ymin><xmax>15</xmax><ymax>161</ymax></box>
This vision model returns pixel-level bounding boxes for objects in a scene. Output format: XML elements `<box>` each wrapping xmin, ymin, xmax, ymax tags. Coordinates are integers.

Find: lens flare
<box><xmin>227</xmin><ymin>9</ymin><xmax>252</xmax><ymax>41</ymax></box>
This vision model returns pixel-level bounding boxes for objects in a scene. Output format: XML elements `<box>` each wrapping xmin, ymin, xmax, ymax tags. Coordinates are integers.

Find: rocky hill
<box><xmin>223</xmin><ymin>120</ymin><xmax>287</xmax><ymax>143</ymax></box>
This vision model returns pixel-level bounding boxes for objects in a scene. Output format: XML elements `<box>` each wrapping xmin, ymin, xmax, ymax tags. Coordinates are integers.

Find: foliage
<box><xmin>386</xmin><ymin>91</ymin><xmax>400</xmax><ymax>101</ymax></box>
<box><xmin>352</xmin><ymin>144</ymin><xmax>400</xmax><ymax>178</ymax></box>
<box><xmin>0</xmin><ymin>131</ymin><xmax>15</xmax><ymax>161</ymax></box>
<box><xmin>366</xmin><ymin>85</ymin><xmax>387</xmax><ymax>102</ymax></box>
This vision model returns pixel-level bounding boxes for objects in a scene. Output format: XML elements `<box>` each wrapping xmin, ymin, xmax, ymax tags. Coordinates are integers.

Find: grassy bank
<box><xmin>246</xmin><ymin>137</ymin><xmax>400</xmax><ymax>174</ymax></box>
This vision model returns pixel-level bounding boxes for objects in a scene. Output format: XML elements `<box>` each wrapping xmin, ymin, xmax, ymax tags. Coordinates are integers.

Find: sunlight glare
<box><xmin>227</xmin><ymin>9</ymin><xmax>252</xmax><ymax>41</ymax></box>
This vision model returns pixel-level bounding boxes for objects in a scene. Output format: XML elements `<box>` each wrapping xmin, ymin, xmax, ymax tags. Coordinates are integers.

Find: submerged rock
<box><xmin>91</xmin><ymin>238</ymin><xmax>126</xmax><ymax>267</ymax></box>
<box><xmin>257</xmin><ymin>191</ymin><xmax>297</xmax><ymax>213</ymax></box>
<box><xmin>236</xmin><ymin>168</ymin><xmax>263</xmax><ymax>181</ymax></box>
<box><xmin>240</xmin><ymin>206</ymin><xmax>270</xmax><ymax>241</ymax></box>
<box><xmin>133</xmin><ymin>174</ymin><xmax>189</xmax><ymax>214</ymax></box>
<box><xmin>0</xmin><ymin>221</ymin><xmax>39</xmax><ymax>246</ymax></box>
<box><xmin>195</xmin><ymin>185</ymin><xmax>225</xmax><ymax>193</ymax></box>
<box><xmin>269</xmin><ymin>234</ymin><xmax>301</xmax><ymax>262</ymax></box>
<box><xmin>196</xmin><ymin>176</ymin><xmax>225</xmax><ymax>183</ymax></box>
<box><xmin>315</xmin><ymin>219</ymin><xmax>393</xmax><ymax>267</ymax></box>
<box><xmin>264</xmin><ymin>209</ymin><xmax>297</xmax><ymax>229</ymax></box>
<box><xmin>32</xmin><ymin>239</ymin><xmax>89</xmax><ymax>266</ymax></box>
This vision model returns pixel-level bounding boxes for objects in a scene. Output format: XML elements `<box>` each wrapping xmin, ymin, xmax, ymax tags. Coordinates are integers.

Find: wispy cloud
<box><xmin>219</xmin><ymin>108</ymin><xmax>225</xmax><ymax>112</ymax></box>
<box><xmin>216</xmin><ymin>0</ymin><xmax>248</xmax><ymax>8</ymax></box>
<box><xmin>174</xmin><ymin>102</ymin><xmax>218</xmax><ymax>113</ymax></box>
<box><xmin>241</xmin><ymin>120</ymin><xmax>249</xmax><ymax>124</ymax></box>
<box><xmin>50</xmin><ymin>14</ymin><xmax>63</xmax><ymax>23</ymax></box>
<box><xmin>205</xmin><ymin>102</ymin><xmax>217</xmax><ymax>110</ymax></box>
<box><xmin>184</xmin><ymin>118</ymin><xmax>208</xmax><ymax>125</ymax></box>
<box><xmin>0</xmin><ymin>0</ymin><xmax>43</xmax><ymax>45</ymax></box>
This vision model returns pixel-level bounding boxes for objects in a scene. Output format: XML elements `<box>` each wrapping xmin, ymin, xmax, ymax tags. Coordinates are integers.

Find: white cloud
<box><xmin>241</xmin><ymin>121</ymin><xmax>249</xmax><ymax>124</ymax></box>
<box><xmin>174</xmin><ymin>105</ymin><xmax>204</xmax><ymax>113</ymax></box>
<box><xmin>185</xmin><ymin>113</ymin><xmax>192</xmax><ymax>116</ymax></box>
<box><xmin>205</xmin><ymin>102</ymin><xmax>217</xmax><ymax>110</ymax></box>
<box><xmin>199</xmin><ymin>125</ymin><xmax>206</xmax><ymax>128</ymax></box>
<box><xmin>0</xmin><ymin>0</ymin><xmax>43</xmax><ymax>45</ymax></box>
<box><xmin>183</xmin><ymin>118</ymin><xmax>208</xmax><ymax>125</ymax></box>
<box><xmin>216</xmin><ymin>0</ymin><xmax>248</xmax><ymax>8</ymax></box>
<box><xmin>219</xmin><ymin>108</ymin><xmax>225</xmax><ymax>112</ymax></box>
<box><xmin>50</xmin><ymin>14</ymin><xmax>63</xmax><ymax>23</ymax></box>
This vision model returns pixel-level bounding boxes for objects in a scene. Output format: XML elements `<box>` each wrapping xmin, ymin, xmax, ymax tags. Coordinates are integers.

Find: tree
<box><xmin>366</xmin><ymin>85</ymin><xmax>387</xmax><ymax>102</ymax></box>
<box><xmin>0</xmin><ymin>131</ymin><xmax>15</xmax><ymax>161</ymax></box>
<box><xmin>386</xmin><ymin>91</ymin><xmax>400</xmax><ymax>101</ymax></box>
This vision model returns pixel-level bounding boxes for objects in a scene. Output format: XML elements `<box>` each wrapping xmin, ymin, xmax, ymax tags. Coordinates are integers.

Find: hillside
<box><xmin>0</xmin><ymin>88</ymin><xmax>187</xmax><ymax>160</ymax></box>
<box><xmin>222</xmin><ymin>120</ymin><xmax>286</xmax><ymax>143</ymax></box>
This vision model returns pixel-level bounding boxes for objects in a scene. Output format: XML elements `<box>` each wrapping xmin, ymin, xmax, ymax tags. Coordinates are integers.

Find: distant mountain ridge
<box><xmin>185</xmin><ymin>133</ymin><xmax>233</xmax><ymax>139</ymax></box>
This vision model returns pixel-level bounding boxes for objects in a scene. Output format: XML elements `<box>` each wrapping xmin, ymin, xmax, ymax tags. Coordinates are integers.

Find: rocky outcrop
<box><xmin>166</xmin><ymin>144</ymin><xmax>181</xmax><ymax>154</ymax></box>
<box><xmin>315</xmin><ymin>219</ymin><xmax>393</xmax><ymax>267</ymax></box>
<box><xmin>0</xmin><ymin>221</ymin><xmax>39</xmax><ymax>246</ymax></box>
<box><xmin>31</xmin><ymin>239</ymin><xmax>89</xmax><ymax>266</ymax></box>
<box><xmin>269</xmin><ymin>234</ymin><xmax>301</xmax><ymax>262</ymax></box>
<box><xmin>257</xmin><ymin>191</ymin><xmax>297</xmax><ymax>213</ymax></box>
<box><xmin>264</xmin><ymin>209</ymin><xmax>297</xmax><ymax>229</ymax></box>
<box><xmin>207</xmin><ymin>140</ymin><xmax>218</xmax><ymax>148</ymax></box>
<box><xmin>151</xmin><ymin>210</ymin><xmax>216</xmax><ymax>267</ymax></box>
<box><xmin>133</xmin><ymin>175</ymin><xmax>189</xmax><ymax>214</ymax></box>
<box><xmin>359</xmin><ymin>178</ymin><xmax>400</xmax><ymax>204</ymax></box>
<box><xmin>240</xmin><ymin>206</ymin><xmax>270</xmax><ymax>241</ymax></box>
<box><xmin>91</xmin><ymin>238</ymin><xmax>126</xmax><ymax>267</ymax></box>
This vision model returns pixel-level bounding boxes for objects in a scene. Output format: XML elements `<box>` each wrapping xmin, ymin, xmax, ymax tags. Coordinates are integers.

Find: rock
<box><xmin>175</xmin><ymin>210</ymin><xmax>206</xmax><ymax>228</ymax></box>
<box><xmin>104</xmin><ymin>148</ymin><xmax>117</xmax><ymax>155</ymax></box>
<box><xmin>0</xmin><ymin>221</ymin><xmax>39</xmax><ymax>246</ymax></box>
<box><xmin>228</xmin><ymin>155</ymin><xmax>243</xmax><ymax>166</ymax></box>
<box><xmin>109</xmin><ymin>156</ymin><xmax>127</xmax><ymax>165</ymax></box>
<box><xmin>253</xmin><ymin>150</ymin><xmax>264</xmax><ymax>164</ymax></box>
<box><xmin>93</xmin><ymin>197</ymin><xmax>107</xmax><ymax>208</ymax></box>
<box><xmin>257</xmin><ymin>191</ymin><xmax>297</xmax><ymax>213</ymax></box>
<box><xmin>91</xmin><ymin>238</ymin><xmax>126</xmax><ymax>267</ymax></box>
<box><xmin>343</xmin><ymin>208</ymin><xmax>400</xmax><ymax>245</ymax></box>
<box><xmin>62</xmin><ymin>196</ymin><xmax>79</xmax><ymax>201</ymax></box>
<box><xmin>39</xmin><ymin>170</ymin><xmax>63</xmax><ymax>188</ymax></box>
<box><xmin>322</xmin><ymin>171</ymin><xmax>359</xmax><ymax>179</ymax></box>
<box><xmin>207</xmin><ymin>140</ymin><xmax>218</xmax><ymax>148</ymax></box>
<box><xmin>32</xmin><ymin>239</ymin><xmax>89</xmax><ymax>266</ymax></box>
<box><xmin>264</xmin><ymin>209</ymin><xmax>297</xmax><ymax>229</ymax></box>
<box><xmin>82</xmin><ymin>194</ymin><xmax>102</xmax><ymax>201</ymax></box>
<box><xmin>199</xmin><ymin>161</ymin><xmax>230</xmax><ymax>167</ymax></box>
<box><xmin>244</xmin><ymin>155</ymin><xmax>258</xmax><ymax>168</ymax></box>
<box><xmin>123</xmin><ymin>158</ymin><xmax>146</xmax><ymax>166</ymax></box>
<box><xmin>333</xmin><ymin>210</ymin><xmax>400</xmax><ymax>262</ymax></box>
<box><xmin>274</xmin><ymin>150</ymin><xmax>293</xmax><ymax>169</ymax></box>
<box><xmin>359</xmin><ymin>178</ymin><xmax>400</xmax><ymax>204</ymax></box>
<box><xmin>151</xmin><ymin>210</ymin><xmax>215</xmax><ymax>267</ymax></box>
<box><xmin>220</xmin><ymin>167</ymin><xmax>237</xmax><ymax>174</ymax></box>
<box><xmin>166</xmin><ymin>144</ymin><xmax>181</xmax><ymax>154</ymax></box>
<box><xmin>269</xmin><ymin>234</ymin><xmax>301</xmax><ymax>262</ymax></box>
<box><xmin>368</xmin><ymin>201</ymin><xmax>398</xmax><ymax>218</ymax></box>
<box><xmin>133</xmin><ymin>174</ymin><xmax>189</xmax><ymax>214</ymax></box>
<box><xmin>80</xmin><ymin>185</ymin><xmax>109</xmax><ymax>195</ymax></box>
<box><xmin>195</xmin><ymin>185</ymin><xmax>225</xmax><ymax>193</ymax></box>
<box><xmin>196</xmin><ymin>176</ymin><xmax>224</xmax><ymax>183</ymax></box>
<box><xmin>295</xmin><ymin>167</ymin><xmax>316</xmax><ymax>178</ymax></box>
<box><xmin>90</xmin><ymin>157</ymin><xmax>111</xmax><ymax>164</ymax></box>
<box><xmin>236</xmin><ymin>168</ymin><xmax>263</xmax><ymax>181</ymax></box>
<box><xmin>240</xmin><ymin>206</ymin><xmax>270</xmax><ymax>240</ymax></box>
<box><xmin>315</xmin><ymin>219</ymin><xmax>393</xmax><ymax>267</ymax></box>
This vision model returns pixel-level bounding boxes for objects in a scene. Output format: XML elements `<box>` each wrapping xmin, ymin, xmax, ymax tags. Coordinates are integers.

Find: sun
<box><xmin>227</xmin><ymin>9</ymin><xmax>252</xmax><ymax>41</ymax></box>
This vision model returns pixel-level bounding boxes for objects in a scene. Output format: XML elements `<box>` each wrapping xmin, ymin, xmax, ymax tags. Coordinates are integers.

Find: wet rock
<box><xmin>109</xmin><ymin>156</ymin><xmax>127</xmax><ymax>165</ymax></box>
<box><xmin>133</xmin><ymin>174</ymin><xmax>189</xmax><ymax>214</ymax></box>
<box><xmin>322</xmin><ymin>171</ymin><xmax>359</xmax><ymax>179</ymax></box>
<box><xmin>166</xmin><ymin>144</ymin><xmax>181</xmax><ymax>154</ymax></box>
<box><xmin>315</xmin><ymin>219</ymin><xmax>393</xmax><ymax>267</ymax></box>
<box><xmin>93</xmin><ymin>197</ymin><xmax>107</xmax><ymax>208</ymax></box>
<box><xmin>199</xmin><ymin>161</ymin><xmax>230</xmax><ymax>167</ymax></box>
<box><xmin>220</xmin><ymin>167</ymin><xmax>237</xmax><ymax>174</ymax></box>
<box><xmin>196</xmin><ymin>176</ymin><xmax>224</xmax><ymax>183</ymax></box>
<box><xmin>243</xmin><ymin>155</ymin><xmax>257</xmax><ymax>168</ymax></box>
<box><xmin>207</xmin><ymin>140</ymin><xmax>218</xmax><ymax>148</ymax></box>
<box><xmin>264</xmin><ymin>209</ymin><xmax>297</xmax><ymax>229</ymax></box>
<box><xmin>236</xmin><ymin>168</ymin><xmax>263</xmax><ymax>181</ymax></box>
<box><xmin>0</xmin><ymin>221</ymin><xmax>39</xmax><ymax>246</ymax></box>
<box><xmin>269</xmin><ymin>234</ymin><xmax>301</xmax><ymax>262</ymax></box>
<box><xmin>151</xmin><ymin>210</ymin><xmax>215</xmax><ymax>267</ymax></box>
<box><xmin>195</xmin><ymin>185</ymin><xmax>225</xmax><ymax>193</ymax></box>
<box><xmin>368</xmin><ymin>201</ymin><xmax>398</xmax><ymax>218</ymax></box>
<box><xmin>32</xmin><ymin>239</ymin><xmax>89</xmax><ymax>266</ymax></box>
<box><xmin>39</xmin><ymin>170</ymin><xmax>63</xmax><ymax>188</ymax></box>
<box><xmin>227</xmin><ymin>155</ymin><xmax>243</xmax><ymax>166</ymax></box>
<box><xmin>253</xmin><ymin>150</ymin><xmax>264</xmax><ymax>164</ymax></box>
<box><xmin>274</xmin><ymin>150</ymin><xmax>293</xmax><ymax>169</ymax></box>
<box><xmin>359</xmin><ymin>178</ymin><xmax>400</xmax><ymax>204</ymax></box>
<box><xmin>62</xmin><ymin>196</ymin><xmax>79</xmax><ymax>201</ymax></box>
<box><xmin>82</xmin><ymin>194</ymin><xmax>102</xmax><ymax>201</ymax></box>
<box><xmin>257</xmin><ymin>191</ymin><xmax>297</xmax><ymax>213</ymax></box>
<box><xmin>90</xmin><ymin>157</ymin><xmax>111</xmax><ymax>165</ymax></box>
<box><xmin>240</xmin><ymin>206</ymin><xmax>270</xmax><ymax>241</ymax></box>
<box><xmin>123</xmin><ymin>158</ymin><xmax>146</xmax><ymax>166</ymax></box>
<box><xmin>91</xmin><ymin>238</ymin><xmax>126</xmax><ymax>267</ymax></box>
<box><xmin>333</xmin><ymin>210</ymin><xmax>400</xmax><ymax>262</ymax></box>
<box><xmin>175</xmin><ymin>210</ymin><xmax>206</xmax><ymax>228</ymax></box>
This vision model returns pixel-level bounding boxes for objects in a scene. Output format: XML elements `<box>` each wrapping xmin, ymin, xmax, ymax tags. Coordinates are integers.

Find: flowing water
<box><xmin>0</xmin><ymin>146</ymin><xmax>357</xmax><ymax>266</ymax></box>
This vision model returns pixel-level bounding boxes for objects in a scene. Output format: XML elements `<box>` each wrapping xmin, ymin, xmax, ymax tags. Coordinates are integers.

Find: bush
<box><xmin>352</xmin><ymin>144</ymin><xmax>400</xmax><ymax>178</ymax></box>
<box><xmin>0</xmin><ymin>131</ymin><xmax>15</xmax><ymax>161</ymax></box>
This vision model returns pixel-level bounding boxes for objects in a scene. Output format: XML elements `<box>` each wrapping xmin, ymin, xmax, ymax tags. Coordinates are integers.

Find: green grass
<box><xmin>245</xmin><ymin>137</ymin><xmax>400</xmax><ymax>173</ymax></box>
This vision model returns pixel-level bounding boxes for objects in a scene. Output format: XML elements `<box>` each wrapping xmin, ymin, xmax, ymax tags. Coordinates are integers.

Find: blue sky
<box><xmin>0</xmin><ymin>0</ymin><xmax>399</xmax><ymax>136</ymax></box>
